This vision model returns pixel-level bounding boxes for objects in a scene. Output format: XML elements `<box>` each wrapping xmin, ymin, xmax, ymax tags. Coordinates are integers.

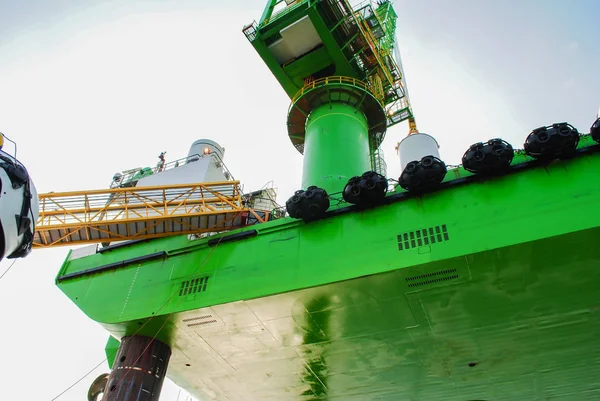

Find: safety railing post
<box><xmin>163</xmin><ymin>188</ymin><xmax>167</xmax><ymax>216</ymax></box>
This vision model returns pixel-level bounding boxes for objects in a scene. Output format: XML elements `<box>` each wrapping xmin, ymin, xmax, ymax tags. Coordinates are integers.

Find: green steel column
<box><xmin>302</xmin><ymin>103</ymin><xmax>371</xmax><ymax>194</ymax></box>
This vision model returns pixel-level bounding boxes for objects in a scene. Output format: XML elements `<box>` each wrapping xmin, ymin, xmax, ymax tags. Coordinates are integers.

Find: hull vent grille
<box><xmin>179</xmin><ymin>276</ymin><xmax>209</xmax><ymax>296</ymax></box>
<box><xmin>181</xmin><ymin>314</ymin><xmax>218</xmax><ymax>328</ymax></box>
<box><xmin>398</xmin><ymin>224</ymin><xmax>449</xmax><ymax>251</ymax></box>
<box><xmin>406</xmin><ymin>268</ymin><xmax>458</xmax><ymax>288</ymax></box>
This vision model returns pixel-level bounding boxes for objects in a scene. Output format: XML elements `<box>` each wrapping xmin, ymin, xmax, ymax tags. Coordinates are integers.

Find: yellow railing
<box><xmin>291</xmin><ymin>76</ymin><xmax>383</xmax><ymax>104</ymax></box>
<box><xmin>369</xmin><ymin>74</ymin><xmax>384</xmax><ymax>102</ymax></box>
<box><xmin>36</xmin><ymin>181</ymin><xmax>244</xmax><ymax>228</ymax></box>
<box><xmin>31</xmin><ymin>181</ymin><xmax>276</xmax><ymax>247</ymax></box>
<box><xmin>340</xmin><ymin>0</ymin><xmax>397</xmax><ymax>88</ymax></box>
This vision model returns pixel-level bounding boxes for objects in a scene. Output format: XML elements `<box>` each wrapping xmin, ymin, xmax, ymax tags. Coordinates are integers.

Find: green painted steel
<box><xmin>105</xmin><ymin>336</ymin><xmax>119</xmax><ymax>369</ymax></box>
<box><xmin>56</xmin><ymin>138</ymin><xmax>600</xmax><ymax>325</ymax></box>
<box><xmin>55</xmin><ymin>139</ymin><xmax>600</xmax><ymax>399</ymax></box>
<box><xmin>302</xmin><ymin>103</ymin><xmax>370</xmax><ymax>193</ymax></box>
<box><xmin>246</xmin><ymin>0</ymin><xmax>407</xmax><ymax>194</ymax></box>
<box><xmin>286</xmin><ymin>78</ymin><xmax>386</xmax><ymax>154</ymax></box>
<box><xmin>371</xmin><ymin>1</ymin><xmax>398</xmax><ymax>57</ymax></box>
<box><xmin>283</xmin><ymin>46</ymin><xmax>332</xmax><ymax>88</ymax></box>
<box><xmin>243</xmin><ymin>1</ymin><xmax>411</xmax><ymax>126</ymax></box>
<box><xmin>259</xmin><ymin>0</ymin><xmax>279</xmax><ymax>25</ymax></box>
<box><xmin>245</xmin><ymin>4</ymin><xmax>356</xmax><ymax>99</ymax></box>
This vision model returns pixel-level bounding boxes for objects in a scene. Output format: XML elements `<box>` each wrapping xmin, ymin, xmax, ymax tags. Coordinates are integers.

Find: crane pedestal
<box><xmin>302</xmin><ymin>103</ymin><xmax>370</xmax><ymax>194</ymax></box>
<box><xmin>287</xmin><ymin>78</ymin><xmax>387</xmax><ymax>194</ymax></box>
<box><xmin>101</xmin><ymin>336</ymin><xmax>171</xmax><ymax>401</ymax></box>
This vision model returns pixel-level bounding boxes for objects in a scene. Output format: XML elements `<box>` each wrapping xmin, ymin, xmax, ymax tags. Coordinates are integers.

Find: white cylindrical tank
<box><xmin>397</xmin><ymin>133</ymin><xmax>441</xmax><ymax>171</ymax></box>
<box><xmin>187</xmin><ymin>139</ymin><xmax>225</xmax><ymax>161</ymax></box>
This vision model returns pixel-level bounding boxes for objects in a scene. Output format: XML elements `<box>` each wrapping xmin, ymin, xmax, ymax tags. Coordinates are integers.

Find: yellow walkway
<box><xmin>33</xmin><ymin>181</ymin><xmax>269</xmax><ymax>247</ymax></box>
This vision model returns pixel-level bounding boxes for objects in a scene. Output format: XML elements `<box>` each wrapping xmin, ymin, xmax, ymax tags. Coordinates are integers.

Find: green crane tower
<box><xmin>49</xmin><ymin>1</ymin><xmax>600</xmax><ymax>400</ymax></box>
<box><xmin>243</xmin><ymin>0</ymin><xmax>415</xmax><ymax>193</ymax></box>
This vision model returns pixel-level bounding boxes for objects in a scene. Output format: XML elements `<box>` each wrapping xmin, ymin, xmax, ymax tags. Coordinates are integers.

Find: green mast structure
<box><xmin>243</xmin><ymin>0</ymin><xmax>414</xmax><ymax>193</ymax></box>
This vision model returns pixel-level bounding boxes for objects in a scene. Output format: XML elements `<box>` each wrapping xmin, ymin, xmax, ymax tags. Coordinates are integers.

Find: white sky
<box><xmin>0</xmin><ymin>0</ymin><xmax>598</xmax><ymax>400</ymax></box>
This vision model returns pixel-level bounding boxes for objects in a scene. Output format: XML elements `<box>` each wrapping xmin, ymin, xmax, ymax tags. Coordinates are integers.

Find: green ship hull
<box><xmin>57</xmin><ymin>137</ymin><xmax>600</xmax><ymax>400</ymax></box>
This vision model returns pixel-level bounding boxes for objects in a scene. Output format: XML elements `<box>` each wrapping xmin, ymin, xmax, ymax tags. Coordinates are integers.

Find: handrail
<box><xmin>340</xmin><ymin>0</ymin><xmax>396</xmax><ymax>88</ymax></box>
<box><xmin>111</xmin><ymin>153</ymin><xmax>234</xmax><ymax>188</ymax></box>
<box><xmin>36</xmin><ymin>181</ymin><xmax>243</xmax><ymax>228</ymax></box>
<box><xmin>261</xmin><ymin>0</ymin><xmax>307</xmax><ymax>27</ymax></box>
<box><xmin>33</xmin><ymin>180</ymin><xmax>278</xmax><ymax>247</ymax></box>
<box><xmin>242</xmin><ymin>20</ymin><xmax>258</xmax><ymax>41</ymax></box>
<box><xmin>290</xmin><ymin>76</ymin><xmax>382</xmax><ymax>105</ymax></box>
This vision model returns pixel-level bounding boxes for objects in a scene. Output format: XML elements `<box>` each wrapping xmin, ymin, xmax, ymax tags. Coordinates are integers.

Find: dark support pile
<box><xmin>101</xmin><ymin>336</ymin><xmax>171</xmax><ymax>401</ymax></box>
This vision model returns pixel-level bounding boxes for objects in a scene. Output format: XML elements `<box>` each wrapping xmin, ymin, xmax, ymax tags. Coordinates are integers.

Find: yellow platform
<box><xmin>33</xmin><ymin>181</ymin><xmax>269</xmax><ymax>247</ymax></box>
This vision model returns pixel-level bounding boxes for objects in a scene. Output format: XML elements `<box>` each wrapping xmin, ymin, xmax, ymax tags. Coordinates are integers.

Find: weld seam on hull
<box><xmin>207</xmin><ymin>229</ymin><xmax>258</xmax><ymax>247</ymax></box>
<box><xmin>57</xmin><ymin>251</ymin><xmax>167</xmax><ymax>282</ymax></box>
<box><xmin>97</xmin><ymin>239</ymin><xmax>150</xmax><ymax>253</ymax></box>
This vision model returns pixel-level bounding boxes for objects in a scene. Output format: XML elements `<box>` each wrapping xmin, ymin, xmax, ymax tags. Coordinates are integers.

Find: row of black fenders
<box><xmin>285</xmin><ymin>116</ymin><xmax>600</xmax><ymax>222</ymax></box>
